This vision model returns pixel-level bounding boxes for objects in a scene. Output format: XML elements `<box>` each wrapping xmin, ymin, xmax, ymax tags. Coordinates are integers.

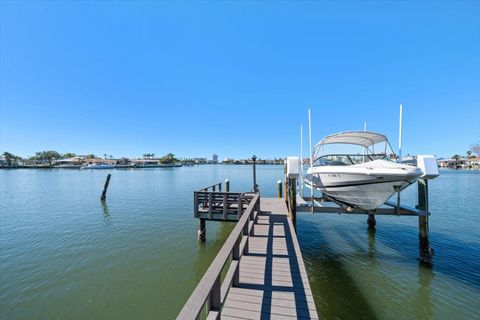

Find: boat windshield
<box><xmin>313</xmin><ymin>154</ymin><xmax>394</xmax><ymax>166</ymax></box>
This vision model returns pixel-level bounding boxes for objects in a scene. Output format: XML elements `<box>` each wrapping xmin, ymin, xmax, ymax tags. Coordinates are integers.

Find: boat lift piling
<box><xmin>418</xmin><ymin>179</ymin><xmax>433</xmax><ymax>265</ymax></box>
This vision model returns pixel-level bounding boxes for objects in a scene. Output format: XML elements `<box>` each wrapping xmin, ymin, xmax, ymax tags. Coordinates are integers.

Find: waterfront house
<box><xmin>83</xmin><ymin>158</ymin><xmax>117</xmax><ymax>165</ymax></box>
<box><xmin>53</xmin><ymin>157</ymin><xmax>85</xmax><ymax>167</ymax></box>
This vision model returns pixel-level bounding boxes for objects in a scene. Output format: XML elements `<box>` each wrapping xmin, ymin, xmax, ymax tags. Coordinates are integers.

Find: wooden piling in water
<box><xmin>225</xmin><ymin>179</ymin><xmax>230</xmax><ymax>192</ymax></box>
<box><xmin>100</xmin><ymin>174</ymin><xmax>111</xmax><ymax>201</ymax></box>
<box><xmin>418</xmin><ymin>179</ymin><xmax>433</xmax><ymax>266</ymax></box>
<box><xmin>367</xmin><ymin>212</ymin><xmax>376</xmax><ymax>229</ymax></box>
<box><xmin>198</xmin><ymin>219</ymin><xmax>206</xmax><ymax>241</ymax></box>
<box><xmin>277</xmin><ymin>180</ymin><xmax>283</xmax><ymax>198</ymax></box>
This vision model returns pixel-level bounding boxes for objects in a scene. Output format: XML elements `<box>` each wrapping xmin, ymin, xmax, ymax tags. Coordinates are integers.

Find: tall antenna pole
<box><xmin>363</xmin><ymin>121</ymin><xmax>367</xmax><ymax>162</ymax></box>
<box><xmin>300</xmin><ymin>124</ymin><xmax>303</xmax><ymax>197</ymax></box>
<box><xmin>308</xmin><ymin>108</ymin><xmax>313</xmax><ymax>199</ymax></box>
<box><xmin>399</xmin><ymin>104</ymin><xmax>403</xmax><ymax>162</ymax></box>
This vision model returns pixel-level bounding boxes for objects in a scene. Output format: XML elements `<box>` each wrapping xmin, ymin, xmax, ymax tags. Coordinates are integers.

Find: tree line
<box><xmin>1</xmin><ymin>151</ymin><xmax>180</xmax><ymax>166</ymax></box>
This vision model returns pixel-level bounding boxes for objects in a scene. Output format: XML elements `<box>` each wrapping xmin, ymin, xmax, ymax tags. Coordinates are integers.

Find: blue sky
<box><xmin>1</xmin><ymin>1</ymin><xmax>479</xmax><ymax>160</ymax></box>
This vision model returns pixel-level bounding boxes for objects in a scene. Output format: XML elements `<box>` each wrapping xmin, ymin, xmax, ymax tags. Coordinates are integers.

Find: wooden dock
<box><xmin>221</xmin><ymin>197</ymin><xmax>318</xmax><ymax>319</ymax></box>
<box><xmin>177</xmin><ymin>193</ymin><xmax>318</xmax><ymax>319</ymax></box>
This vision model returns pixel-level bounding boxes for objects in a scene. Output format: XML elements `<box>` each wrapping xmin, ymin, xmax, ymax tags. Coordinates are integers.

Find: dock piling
<box><xmin>277</xmin><ymin>180</ymin><xmax>283</xmax><ymax>198</ymax></box>
<box><xmin>198</xmin><ymin>219</ymin><xmax>206</xmax><ymax>241</ymax></box>
<box><xmin>367</xmin><ymin>212</ymin><xmax>376</xmax><ymax>229</ymax></box>
<box><xmin>418</xmin><ymin>179</ymin><xmax>433</xmax><ymax>266</ymax></box>
<box><xmin>225</xmin><ymin>179</ymin><xmax>230</xmax><ymax>192</ymax></box>
<box><xmin>252</xmin><ymin>155</ymin><xmax>258</xmax><ymax>193</ymax></box>
<box><xmin>100</xmin><ymin>174</ymin><xmax>111</xmax><ymax>201</ymax></box>
<box><xmin>287</xmin><ymin>178</ymin><xmax>297</xmax><ymax>226</ymax></box>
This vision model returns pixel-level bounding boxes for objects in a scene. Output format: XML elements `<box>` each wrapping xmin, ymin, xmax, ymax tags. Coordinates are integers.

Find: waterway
<box><xmin>0</xmin><ymin>166</ymin><xmax>478</xmax><ymax>319</ymax></box>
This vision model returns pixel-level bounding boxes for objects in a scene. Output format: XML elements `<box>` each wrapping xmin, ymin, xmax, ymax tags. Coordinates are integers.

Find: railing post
<box><xmin>232</xmin><ymin>237</ymin><xmax>241</xmax><ymax>286</ymax></box>
<box><xmin>223</xmin><ymin>193</ymin><xmax>228</xmax><ymax>219</ymax></box>
<box><xmin>208</xmin><ymin>193</ymin><xmax>213</xmax><ymax>219</ymax></box>
<box><xmin>237</xmin><ymin>194</ymin><xmax>243</xmax><ymax>220</ymax></box>
<box><xmin>210</xmin><ymin>275</ymin><xmax>221</xmax><ymax>312</ymax></box>
<box><xmin>212</xmin><ymin>185</ymin><xmax>216</xmax><ymax>192</ymax></box>
<box><xmin>194</xmin><ymin>191</ymin><xmax>199</xmax><ymax>218</ymax></box>
<box><xmin>243</xmin><ymin>216</ymin><xmax>249</xmax><ymax>255</ymax></box>
<box><xmin>219</xmin><ymin>183</ymin><xmax>222</xmax><ymax>192</ymax></box>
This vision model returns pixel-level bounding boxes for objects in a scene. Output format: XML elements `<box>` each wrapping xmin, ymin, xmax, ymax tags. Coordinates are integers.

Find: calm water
<box><xmin>0</xmin><ymin>166</ymin><xmax>479</xmax><ymax>319</ymax></box>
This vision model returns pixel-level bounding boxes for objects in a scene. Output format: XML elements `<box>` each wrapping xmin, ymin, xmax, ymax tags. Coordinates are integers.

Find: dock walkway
<box><xmin>221</xmin><ymin>197</ymin><xmax>318</xmax><ymax>319</ymax></box>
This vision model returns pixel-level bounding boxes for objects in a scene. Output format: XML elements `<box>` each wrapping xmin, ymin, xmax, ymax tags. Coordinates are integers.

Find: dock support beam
<box><xmin>277</xmin><ymin>180</ymin><xmax>283</xmax><ymax>198</ymax></box>
<box><xmin>225</xmin><ymin>179</ymin><xmax>230</xmax><ymax>192</ymax></box>
<box><xmin>367</xmin><ymin>212</ymin><xmax>376</xmax><ymax>229</ymax></box>
<box><xmin>198</xmin><ymin>219</ymin><xmax>206</xmax><ymax>241</ymax></box>
<box><xmin>100</xmin><ymin>174</ymin><xmax>111</xmax><ymax>201</ymax></box>
<box><xmin>418</xmin><ymin>179</ymin><xmax>433</xmax><ymax>266</ymax></box>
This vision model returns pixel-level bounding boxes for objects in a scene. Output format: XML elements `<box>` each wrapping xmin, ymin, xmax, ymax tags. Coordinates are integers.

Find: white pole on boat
<box><xmin>363</xmin><ymin>121</ymin><xmax>367</xmax><ymax>162</ymax></box>
<box><xmin>398</xmin><ymin>104</ymin><xmax>403</xmax><ymax>162</ymax></box>
<box><xmin>300</xmin><ymin>124</ymin><xmax>304</xmax><ymax>197</ymax></box>
<box><xmin>308</xmin><ymin>108</ymin><xmax>313</xmax><ymax>200</ymax></box>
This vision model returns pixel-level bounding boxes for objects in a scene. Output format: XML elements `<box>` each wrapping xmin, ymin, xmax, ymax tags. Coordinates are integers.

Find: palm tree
<box><xmin>2</xmin><ymin>152</ymin><xmax>15</xmax><ymax>166</ymax></box>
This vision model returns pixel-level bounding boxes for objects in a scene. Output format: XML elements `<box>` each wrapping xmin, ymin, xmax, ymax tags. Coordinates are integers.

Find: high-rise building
<box><xmin>212</xmin><ymin>154</ymin><xmax>218</xmax><ymax>164</ymax></box>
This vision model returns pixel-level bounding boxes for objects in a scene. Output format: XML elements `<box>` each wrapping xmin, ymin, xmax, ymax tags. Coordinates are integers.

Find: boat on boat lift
<box><xmin>304</xmin><ymin>131</ymin><xmax>423</xmax><ymax>210</ymax></box>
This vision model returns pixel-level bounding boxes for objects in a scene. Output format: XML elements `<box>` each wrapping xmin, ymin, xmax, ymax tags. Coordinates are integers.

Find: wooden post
<box><xmin>210</xmin><ymin>275</ymin><xmax>221</xmax><ymax>312</ymax></box>
<box><xmin>288</xmin><ymin>178</ymin><xmax>297</xmax><ymax>227</ymax></box>
<box><xmin>223</xmin><ymin>193</ymin><xmax>228</xmax><ymax>220</ymax></box>
<box><xmin>100</xmin><ymin>174</ymin><xmax>111</xmax><ymax>201</ymax></box>
<box><xmin>367</xmin><ymin>212</ymin><xmax>376</xmax><ymax>229</ymax></box>
<box><xmin>225</xmin><ymin>179</ymin><xmax>230</xmax><ymax>192</ymax></box>
<box><xmin>237</xmin><ymin>194</ymin><xmax>243</xmax><ymax>219</ymax></box>
<box><xmin>208</xmin><ymin>193</ymin><xmax>213</xmax><ymax>220</ymax></box>
<box><xmin>198</xmin><ymin>219</ymin><xmax>206</xmax><ymax>241</ymax></box>
<box><xmin>252</xmin><ymin>155</ymin><xmax>258</xmax><ymax>193</ymax></box>
<box><xmin>277</xmin><ymin>180</ymin><xmax>283</xmax><ymax>198</ymax></box>
<box><xmin>418</xmin><ymin>179</ymin><xmax>433</xmax><ymax>266</ymax></box>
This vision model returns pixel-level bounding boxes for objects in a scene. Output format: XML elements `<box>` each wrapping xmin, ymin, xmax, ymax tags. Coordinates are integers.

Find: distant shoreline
<box><xmin>0</xmin><ymin>163</ymin><xmax>285</xmax><ymax>169</ymax></box>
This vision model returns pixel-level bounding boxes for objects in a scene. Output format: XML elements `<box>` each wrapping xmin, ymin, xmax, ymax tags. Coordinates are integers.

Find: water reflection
<box><xmin>414</xmin><ymin>267</ymin><xmax>435</xmax><ymax>319</ymax></box>
<box><xmin>367</xmin><ymin>228</ymin><xmax>376</xmax><ymax>259</ymax></box>
<box><xmin>101</xmin><ymin>200</ymin><xmax>110</xmax><ymax>221</ymax></box>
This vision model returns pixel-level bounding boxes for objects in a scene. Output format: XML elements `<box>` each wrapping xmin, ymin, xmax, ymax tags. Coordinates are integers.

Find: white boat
<box><xmin>80</xmin><ymin>163</ymin><xmax>115</xmax><ymax>169</ymax></box>
<box><xmin>305</xmin><ymin>131</ymin><xmax>423</xmax><ymax>210</ymax></box>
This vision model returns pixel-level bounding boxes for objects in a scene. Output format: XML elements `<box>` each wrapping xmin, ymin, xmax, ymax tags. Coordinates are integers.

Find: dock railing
<box><xmin>177</xmin><ymin>193</ymin><xmax>260</xmax><ymax>320</ymax></box>
<box><xmin>194</xmin><ymin>183</ymin><xmax>257</xmax><ymax>221</ymax></box>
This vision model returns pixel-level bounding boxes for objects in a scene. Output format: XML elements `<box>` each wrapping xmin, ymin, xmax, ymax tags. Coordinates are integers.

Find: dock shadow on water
<box><xmin>299</xmin><ymin>224</ymin><xmax>379</xmax><ymax>320</ymax></box>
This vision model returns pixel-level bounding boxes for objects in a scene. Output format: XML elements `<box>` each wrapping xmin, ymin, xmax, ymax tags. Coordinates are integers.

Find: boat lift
<box><xmin>284</xmin><ymin>155</ymin><xmax>439</xmax><ymax>267</ymax></box>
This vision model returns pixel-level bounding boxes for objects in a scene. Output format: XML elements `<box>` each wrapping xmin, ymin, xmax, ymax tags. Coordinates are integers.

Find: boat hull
<box><xmin>80</xmin><ymin>165</ymin><xmax>115</xmax><ymax>169</ymax></box>
<box><xmin>306</xmin><ymin>160</ymin><xmax>422</xmax><ymax>210</ymax></box>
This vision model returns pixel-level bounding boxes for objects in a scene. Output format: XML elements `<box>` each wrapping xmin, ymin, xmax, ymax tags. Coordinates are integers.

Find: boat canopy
<box><xmin>316</xmin><ymin>131</ymin><xmax>388</xmax><ymax>148</ymax></box>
